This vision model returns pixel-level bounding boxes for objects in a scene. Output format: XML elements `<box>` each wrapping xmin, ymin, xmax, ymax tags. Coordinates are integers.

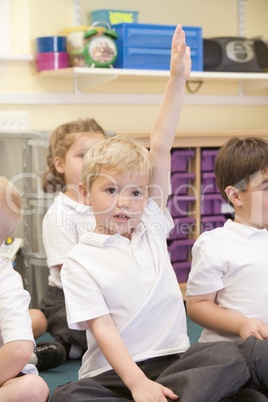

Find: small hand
<box><xmin>131</xmin><ymin>377</ymin><xmax>179</xmax><ymax>402</ymax></box>
<box><xmin>170</xmin><ymin>24</ymin><xmax>191</xmax><ymax>84</ymax></box>
<box><xmin>239</xmin><ymin>317</ymin><xmax>268</xmax><ymax>340</ymax></box>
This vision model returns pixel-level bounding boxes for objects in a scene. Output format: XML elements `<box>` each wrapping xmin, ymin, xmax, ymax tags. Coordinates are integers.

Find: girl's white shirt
<box><xmin>42</xmin><ymin>192</ymin><xmax>95</xmax><ymax>288</ymax></box>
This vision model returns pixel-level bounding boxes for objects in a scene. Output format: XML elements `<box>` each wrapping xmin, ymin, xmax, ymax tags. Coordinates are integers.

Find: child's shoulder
<box><xmin>0</xmin><ymin>256</ymin><xmax>23</xmax><ymax>286</ymax></box>
<box><xmin>195</xmin><ymin>224</ymin><xmax>229</xmax><ymax>247</ymax></box>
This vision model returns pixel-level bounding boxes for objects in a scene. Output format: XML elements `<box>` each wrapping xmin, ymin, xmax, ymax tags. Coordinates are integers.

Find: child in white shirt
<box><xmin>187</xmin><ymin>137</ymin><xmax>268</xmax><ymax>343</ymax></box>
<box><xmin>0</xmin><ymin>176</ymin><xmax>49</xmax><ymax>402</ymax></box>
<box><xmin>51</xmin><ymin>27</ymin><xmax>268</xmax><ymax>402</ymax></box>
<box><xmin>40</xmin><ymin>118</ymin><xmax>107</xmax><ymax>360</ymax></box>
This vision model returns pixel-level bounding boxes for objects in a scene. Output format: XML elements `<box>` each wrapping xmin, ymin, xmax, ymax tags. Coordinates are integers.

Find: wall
<box><xmin>0</xmin><ymin>0</ymin><xmax>268</xmax><ymax>134</ymax></box>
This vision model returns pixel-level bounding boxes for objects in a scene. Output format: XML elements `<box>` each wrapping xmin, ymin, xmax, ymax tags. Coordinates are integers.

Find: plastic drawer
<box><xmin>173</xmin><ymin>261</ymin><xmax>192</xmax><ymax>283</ymax></box>
<box><xmin>168</xmin><ymin>238</ymin><xmax>195</xmax><ymax>263</ymax></box>
<box><xmin>201</xmin><ymin>172</ymin><xmax>219</xmax><ymax>194</ymax></box>
<box><xmin>201</xmin><ymin>149</ymin><xmax>219</xmax><ymax>172</ymax></box>
<box><xmin>112</xmin><ymin>23</ymin><xmax>203</xmax><ymax>71</ymax></box>
<box><xmin>201</xmin><ymin>215</ymin><xmax>227</xmax><ymax>232</ymax></box>
<box><xmin>171</xmin><ymin>172</ymin><xmax>195</xmax><ymax>195</ymax></box>
<box><xmin>201</xmin><ymin>194</ymin><xmax>228</xmax><ymax>215</ymax></box>
<box><xmin>168</xmin><ymin>195</ymin><xmax>196</xmax><ymax>217</ymax></box>
<box><xmin>168</xmin><ymin>217</ymin><xmax>196</xmax><ymax>240</ymax></box>
<box><xmin>171</xmin><ymin>149</ymin><xmax>195</xmax><ymax>173</ymax></box>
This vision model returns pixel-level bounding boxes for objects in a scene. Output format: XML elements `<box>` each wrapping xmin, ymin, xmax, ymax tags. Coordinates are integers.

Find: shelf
<box><xmin>37</xmin><ymin>67</ymin><xmax>268</xmax><ymax>93</ymax></box>
<box><xmin>0</xmin><ymin>54</ymin><xmax>33</xmax><ymax>61</ymax></box>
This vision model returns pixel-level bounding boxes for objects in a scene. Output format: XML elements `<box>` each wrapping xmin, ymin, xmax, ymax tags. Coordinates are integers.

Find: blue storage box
<box><xmin>36</xmin><ymin>36</ymin><xmax>67</xmax><ymax>53</ymax></box>
<box><xmin>112</xmin><ymin>23</ymin><xmax>203</xmax><ymax>71</ymax></box>
<box><xmin>89</xmin><ymin>9</ymin><xmax>138</xmax><ymax>25</ymax></box>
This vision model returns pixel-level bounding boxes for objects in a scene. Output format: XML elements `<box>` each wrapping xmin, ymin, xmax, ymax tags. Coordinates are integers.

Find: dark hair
<box><xmin>42</xmin><ymin>119</ymin><xmax>107</xmax><ymax>193</ymax></box>
<box><xmin>215</xmin><ymin>136</ymin><xmax>268</xmax><ymax>204</ymax></box>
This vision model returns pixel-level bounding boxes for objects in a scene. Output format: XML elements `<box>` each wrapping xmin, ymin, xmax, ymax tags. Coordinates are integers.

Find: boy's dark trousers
<box><xmin>51</xmin><ymin>336</ymin><xmax>268</xmax><ymax>402</ymax></box>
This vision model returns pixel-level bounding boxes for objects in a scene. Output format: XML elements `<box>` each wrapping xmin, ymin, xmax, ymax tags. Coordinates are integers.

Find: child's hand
<box><xmin>239</xmin><ymin>318</ymin><xmax>268</xmax><ymax>340</ymax></box>
<box><xmin>170</xmin><ymin>24</ymin><xmax>191</xmax><ymax>84</ymax></box>
<box><xmin>131</xmin><ymin>377</ymin><xmax>178</xmax><ymax>402</ymax></box>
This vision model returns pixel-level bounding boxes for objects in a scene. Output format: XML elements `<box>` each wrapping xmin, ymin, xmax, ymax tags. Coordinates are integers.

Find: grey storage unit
<box><xmin>0</xmin><ymin>131</ymin><xmax>52</xmax><ymax>307</ymax></box>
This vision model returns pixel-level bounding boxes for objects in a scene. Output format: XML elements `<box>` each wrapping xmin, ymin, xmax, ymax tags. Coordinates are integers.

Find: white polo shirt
<box><xmin>42</xmin><ymin>192</ymin><xmax>95</xmax><ymax>288</ymax></box>
<box><xmin>0</xmin><ymin>257</ymin><xmax>37</xmax><ymax>375</ymax></box>
<box><xmin>187</xmin><ymin>219</ymin><xmax>268</xmax><ymax>342</ymax></box>
<box><xmin>61</xmin><ymin>198</ymin><xmax>190</xmax><ymax>378</ymax></box>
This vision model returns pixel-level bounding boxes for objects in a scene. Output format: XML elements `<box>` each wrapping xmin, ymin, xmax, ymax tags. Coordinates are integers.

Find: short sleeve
<box><xmin>186</xmin><ymin>233</ymin><xmax>225</xmax><ymax>296</ymax></box>
<box><xmin>142</xmin><ymin>198</ymin><xmax>174</xmax><ymax>237</ymax></box>
<box><xmin>0</xmin><ymin>259</ymin><xmax>34</xmax><ymax>345</ymax></box>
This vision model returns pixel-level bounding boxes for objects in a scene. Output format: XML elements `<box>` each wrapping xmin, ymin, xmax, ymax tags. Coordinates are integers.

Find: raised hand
<box><xmin>170</xmin><ymin>24</ymin><xmax>191</xmax><ymax>84</ymax></box>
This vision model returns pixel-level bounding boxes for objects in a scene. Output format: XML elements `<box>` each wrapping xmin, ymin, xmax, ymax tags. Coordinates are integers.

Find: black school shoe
<box><xmin>221</xmin><ymin>388</ymin><xmax>268</xmax><ymax>401</ymax></box>
<box><xmin>34</xmin><ymin>341</ymin><xmax>66</xmax><ymax>371</ymax></box>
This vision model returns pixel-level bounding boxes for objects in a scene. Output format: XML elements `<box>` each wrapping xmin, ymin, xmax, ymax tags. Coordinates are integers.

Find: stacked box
<box><xmin>35</xmin><ymin>36</ymin><xmax>69</xmax><ymax>71</ymax></box>
<box><xmin>168</xmin><ymin>217</ymin><xmax>196</xmax><ymax>240</ymax></box>
<box><xmin>89</xmin><ymin>9</ymin><xmax>138</xmax><ymax>25</ymax></box>
<box><xmin>168</xmin><ymin>195</ymin><xmax>195</xmax><ymax>217</ymax></box>
<box><xmin>112</xmin><ymin>23</ymin><xmax>203</xmax><ymax>71</ymax></box>
<box><xmin>201</xmin><ymin>193</ymin><xmax>228</xmax><ymax>215</ymax></box>
<box><xmin>171</xmin><ymin>149</ymin><xmax>195</xmax><ymax>173</ymax></box>
<box><xmin>201</xmin><ymin>172</ymin><xmax>219</xmax><ymax>194</ymax></box>
<box><xmin>201</xmin><ymin>215</ymin><xmax>227</xmax><ymax>232</ymax></box>
<box><xmin>200</xmin><ymin>147</ymin><xmax>233</xmax><ymax>235</ymax></box>
<box><xmin>168</xmin><ymin>239</ymin><xmax>195</xmax><ymax>263</ymax></box>
<box><xmin>171</xmin><ymin>172</ymin><xmax>195</xmax><ymax>195</ymax></box>
<box><xmin>173</xmin><ymin>261</ymin><xmax>192</xmax><ymax>283</ymax></box>
<box><xmin>201</xmin><ymin>149</ymin><xmax>219</xmax><ymax>172</ymax></box>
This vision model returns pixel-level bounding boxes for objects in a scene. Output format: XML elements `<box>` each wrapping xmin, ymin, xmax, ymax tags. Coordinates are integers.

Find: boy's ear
<box><xmin>54</xmin><ymin>156</ymin><xmax>65</xmax><ymax>174</ymax></box>
<box><xmin>78</xmin><ymin>183</ymin><xmax>91</xmax><ymax>206</ymax></box>
<box><xmin>225</xmin><ymin>186</ymin><xmax>242</xmax><ymax>207</ymax></box>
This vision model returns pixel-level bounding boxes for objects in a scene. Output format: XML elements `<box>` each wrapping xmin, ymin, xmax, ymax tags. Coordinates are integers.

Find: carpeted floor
<box><xmin>38</xmin><ymin>316</ymin><xmax>203</xmax><ymax>401</ymax></box>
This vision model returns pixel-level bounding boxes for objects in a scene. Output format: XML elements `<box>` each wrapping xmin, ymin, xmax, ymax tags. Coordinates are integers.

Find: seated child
<box><xmin>0</xmin><ymin>176</ymin><xmax>49</xmax><ymax>402</ymax></box>
<box><xmin>39</xmin><ymin>118</ymin><xmax>107</xmax><ymax>361</ymax></box>
<box><xmin>51</xmin><ymin>29</ymin><xmax>268</xmax><ymax>402</ymax></box>
<box><xmin>187</xmin><ymin>136</ymin><xmax>268</xmax><ymax>343</ymax></box>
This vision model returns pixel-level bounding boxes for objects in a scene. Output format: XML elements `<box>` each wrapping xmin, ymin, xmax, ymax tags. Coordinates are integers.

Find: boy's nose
<box><xmin>116</xmin><ymin>193</ymin><xmax>130</xmax><ymax>208</ymax></box>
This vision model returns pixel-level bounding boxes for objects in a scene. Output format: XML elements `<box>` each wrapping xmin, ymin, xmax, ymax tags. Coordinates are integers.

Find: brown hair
<box><xmin>215</xmin><ymin>137</ymin><xmax>268</xmax><ymax>204</ymax></box>
<box><xmin>0</xmin><ymin>177</ymin><xmax>22</xmax><ymax>241</ymax></box>
<box><xmin>43</xmin><ymin>119</ymin><xmax>107</xmax><ymax>193</ymax></box>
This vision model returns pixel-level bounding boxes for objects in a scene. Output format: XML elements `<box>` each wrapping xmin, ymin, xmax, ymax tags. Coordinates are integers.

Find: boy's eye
<box><xmin>107</xmin><ymin>188</ymin><xmax>117</xmax><ymax>194</ymax></box>
<box><xmin>132</xmin><ymin>190</ymin><xmax>142</xmax><ymax>197</ymax></box>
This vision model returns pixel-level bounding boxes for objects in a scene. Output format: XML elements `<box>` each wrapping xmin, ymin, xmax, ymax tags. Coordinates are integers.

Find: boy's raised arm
<box><xmin>149</xmin><ymin>25</ymin><xmax>191</xmax><ymax>210</ymax></box>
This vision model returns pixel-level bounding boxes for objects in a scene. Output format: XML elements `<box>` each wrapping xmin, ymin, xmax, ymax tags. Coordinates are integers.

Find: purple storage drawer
<box><xmin>168</xmin><ymin>238</ymin><xmax>195</xmax><ymax>262</ymax></box>
<box><xmin>167</xmin><ymin>195</ymin><xmax>195</xmax><ymax>217</ymax></box>
<box><xmin>168</xmin><ymin>217</ymin><xmax>196</xmax><ymax>240</ymax></box>
<box><xmin>201</xmin><ymin>172</ymin><xmax>219</xmax><ymax>194</ymax></box>
<box><xmin>171</xmin><ymin>172</ymin><xmax>195</xmax><ymax>195</ymax></box>
<box><xmin>171</xmin><ymin>150</ymin><xmax>195</xmax><ymax>173</ymax></box>
<box><xmin>201</xmin><ymin>149</ymin><xmax>219</xmax><ymax>172</ymax></box>
<box><xmin>173</xmin><ymin>261</ymin><xmax>192</xmax><ymax>283</ymax></box>
<box><xmin>201</xmin><ymin>194</ymin><xmax>227</xmax><ymax>215</ymax></box>
<box><xmin>201</xmin><ymin>215</ymin><xmax>227</xmax><ymax>232</ymax></box>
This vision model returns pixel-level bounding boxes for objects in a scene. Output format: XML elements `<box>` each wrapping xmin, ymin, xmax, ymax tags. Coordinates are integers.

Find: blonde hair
<box><xmin>0</xmin><ymin>177</ymin><xmax>22</xmax><ymax>241</ymax></box>
<box><xmin>43</xmin><ymin>119</ymin><xmax>107</xmax><ymax>193</ymax></box>
<box><xmin>81</xmin><ymin>135</ymin><xmax>154</xmax><ymax>189</ymax></box>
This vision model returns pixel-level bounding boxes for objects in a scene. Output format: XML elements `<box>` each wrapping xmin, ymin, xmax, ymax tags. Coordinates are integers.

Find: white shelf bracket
<box><xmin>73</xmin><ymin>72</ymin><xmax>118</xmax><ymax>93</ymax></box>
